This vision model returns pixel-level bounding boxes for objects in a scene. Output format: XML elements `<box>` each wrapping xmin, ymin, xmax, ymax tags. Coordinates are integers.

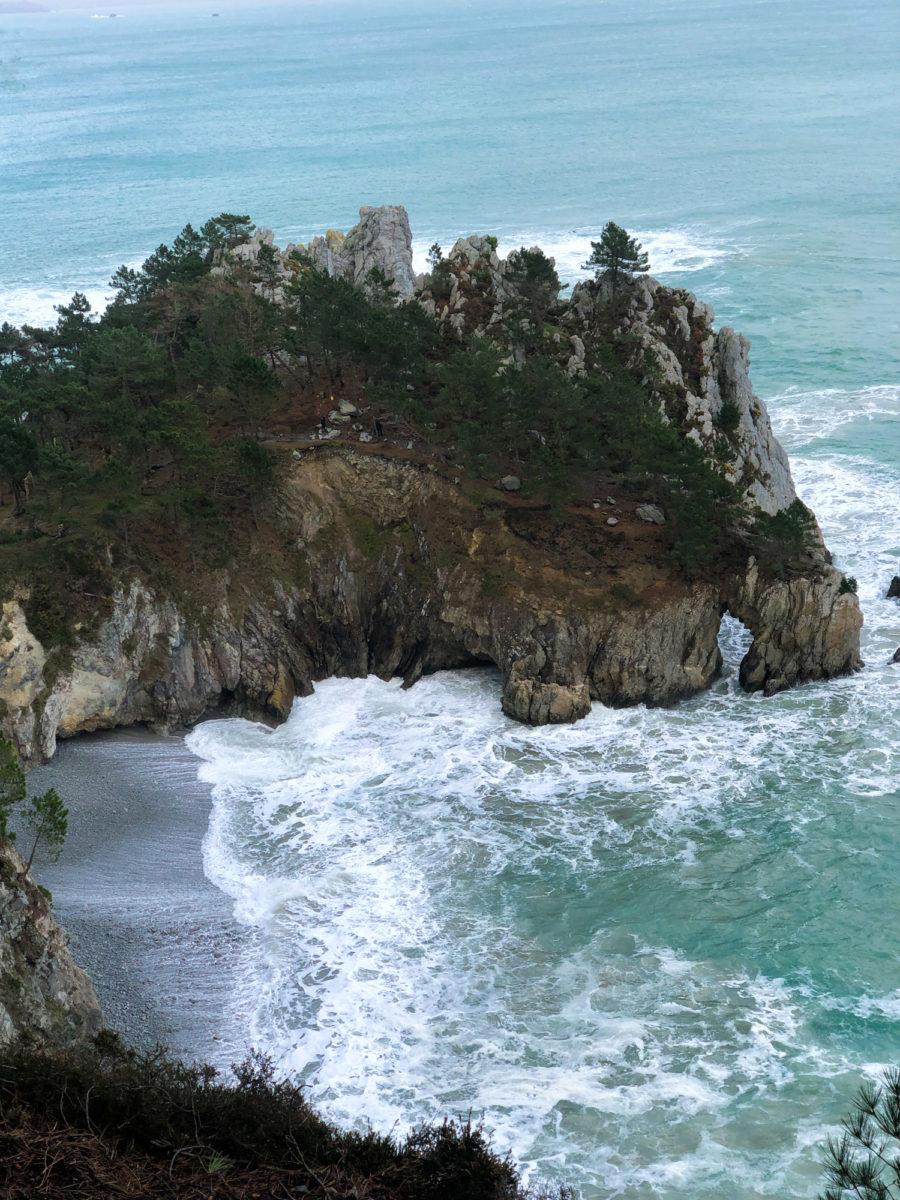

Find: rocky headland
<box><xmin>0</xmin><ymin>205</ymin><xmax>862</xmax><ymax>773</ymax></box>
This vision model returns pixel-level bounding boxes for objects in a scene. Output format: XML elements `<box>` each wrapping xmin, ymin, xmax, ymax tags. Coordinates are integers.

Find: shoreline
<box><xmin>26</xmin><ymin>725</ymin><xmax>255</xmax><ymax>1069</ymax></box>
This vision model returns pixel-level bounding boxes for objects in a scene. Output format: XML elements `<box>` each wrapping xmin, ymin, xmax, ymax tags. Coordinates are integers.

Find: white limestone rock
<box><xmin>339</xmin><ymin>205</ymin><xmax>416</xmax><ymax>297</ymax></box>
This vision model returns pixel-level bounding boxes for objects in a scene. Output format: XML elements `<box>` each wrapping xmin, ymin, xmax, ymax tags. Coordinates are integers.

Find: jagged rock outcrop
<box><xmin>612</xmin><ymin>276</ymin><xmax>795</xmax><ymax>515</ymax></box>
<box><xmin>727</xmin><ymin>560</ymin><xmax>862</xmax><ymax>696</ymax></box>
<box><xmin>223</xmin><ymin>205</ymin><xmax>417</xmax><ymax>301</ymax></box>
<box><xmin>416</xmin><ymin>235</ymin><xmax>794</xmax><ymax>517</ymax></box>
<box><xmin>0</xmin><ymin>445</ymin><xmax>861</xmax><ymax>762</ymax></box>
<box><xmin>338</xmin><ymin>205</ymin><xmax>416</xmax><ymax>296</ymax></box>
<box><xmin>0</xmin><ymin>841</ymin><xmax>102</xmax><ymax>1045</ymax></box>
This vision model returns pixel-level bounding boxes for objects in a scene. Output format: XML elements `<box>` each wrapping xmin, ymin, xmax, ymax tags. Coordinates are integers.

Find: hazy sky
<box><xmin>39</xmin><ymin>0</ymin><xmax>352</xmax><ymax>7</ymax></box>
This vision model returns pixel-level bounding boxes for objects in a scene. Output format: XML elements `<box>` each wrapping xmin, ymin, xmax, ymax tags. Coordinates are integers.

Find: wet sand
<box><xmin>26</xmin><ymin>726</ymin><xmax>256</xmax><ymax>1070</ymax></box>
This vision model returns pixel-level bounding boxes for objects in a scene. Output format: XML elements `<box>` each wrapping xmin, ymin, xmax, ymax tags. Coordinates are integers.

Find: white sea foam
<box><xmin>767</xmin><ymin>384</ymin><xmax>900</xmax><ymax>452</ymax></box>
<box><xmin>1</xmin><ymin>282</ymin><xmax>113</xmax><ymax>330</ymax></box>
<box><xmin>186</xmin><ymin>660</ymin><xmax>861</xmax><ymax>1196</ymax></box>
<box><xmin>411</xmin><ymin>227</ymin><xmax>741</xmax><ymax>288</ymax></box>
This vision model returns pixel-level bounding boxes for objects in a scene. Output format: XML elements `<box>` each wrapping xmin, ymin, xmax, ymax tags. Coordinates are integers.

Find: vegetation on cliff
<box><xmin>0</xmin><ymin>210</ymin><xmax>775</xmax><ymax>653</ymax></box>
<box><xmin>0</xmin><ymin>732</ymin><xmax>66</xmax><ymax>870</ymax></box>
<box><xmin>0</xmin><ymin>1035</ymin><xmax>570</xmax><ymax>1199</ymax></box>
<box><xmin>819</xmin><ymin>1069</ymin><xmax>900</xmax><ymax>1200</ymax></box>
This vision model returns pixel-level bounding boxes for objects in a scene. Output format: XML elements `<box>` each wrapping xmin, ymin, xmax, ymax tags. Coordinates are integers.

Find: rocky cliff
<box><xmin>0</xmin><ymin>841</ymin><xmax>102</xmax><ymax>1045</ymax></box>
<box><xmin>0</xmin><ymin>443</ymin><xmax>860</xmax><ymax>764</ymax></box>
<box><xmin>0</xmin><ymin>207</ymin><xmax>862</xmax><ymax>762</ymax></box>
<box><xmin>218</xmin><ymin>204</ymin><xmax>417</xmax><ymax>303</ymax></box>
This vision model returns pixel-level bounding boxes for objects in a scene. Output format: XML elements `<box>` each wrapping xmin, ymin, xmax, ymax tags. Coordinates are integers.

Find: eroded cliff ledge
<box><xmin>0</xmin><ymin>441</ymin><xmax>860</xmax><ymax>764</ymax></box>
<box><xmin>0</xmin><ymin>206</ymin><xmax>862</xmax><ymax>762</ymax></box>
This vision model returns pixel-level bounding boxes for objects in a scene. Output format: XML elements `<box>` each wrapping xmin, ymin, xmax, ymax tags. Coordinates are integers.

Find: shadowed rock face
<box><xmin>0</xmin><ymin>842</ymin><xmax>102</xmax><ymax>1046</ymax></box>
<box><xmin>0</xmin><ymin>446</ymin><xmax>861</xmax><ymax>763</ymax></box>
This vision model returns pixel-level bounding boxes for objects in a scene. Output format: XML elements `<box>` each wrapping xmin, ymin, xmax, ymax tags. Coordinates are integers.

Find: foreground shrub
<box><xmin>0</xmin><ymin>1034</ymin><xmax>571</xmax><ymax>1199</ymax></box>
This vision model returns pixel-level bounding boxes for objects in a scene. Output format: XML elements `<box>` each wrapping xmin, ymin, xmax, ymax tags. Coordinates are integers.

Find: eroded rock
<box><xmin>0</xmin><ymin>842</ymin><xmax>102</xmax><ymax>1047</ymax></box>
<box><xmin>0</xmin><ymin>448</ymin><xmax>863</xmax><ymax>756</ymax></box>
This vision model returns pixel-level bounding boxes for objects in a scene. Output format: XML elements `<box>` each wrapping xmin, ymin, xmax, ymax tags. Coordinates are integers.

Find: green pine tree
<box><xmin>820</xmin><ymin>1069</ymin><xmax>900</xmax><ymax>1198</ymax></box>
<box><xmin>22</xmin><ymin>787</ymin><xmax>68</xmax><ymax>873</ymax></box>
<box><xmin>583</xmin><ymin>221</ymin><xmax>650</xmax><ymax>294</ymax></box>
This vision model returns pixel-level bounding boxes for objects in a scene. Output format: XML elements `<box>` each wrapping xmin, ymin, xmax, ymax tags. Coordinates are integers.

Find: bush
<box><xmin>0</xmin><ymin>1037</ymin><xmax>571</xmax><ymax>1199</ymax></box>
<box><xmin>716</xmin><ymin>397</ymin><xmax>741</xmax><ymax>435</ymax></box>
<box><xmin>748</xmin><ymin>498</ymin><xmax>817</xmax><ymax>575</ymax></box>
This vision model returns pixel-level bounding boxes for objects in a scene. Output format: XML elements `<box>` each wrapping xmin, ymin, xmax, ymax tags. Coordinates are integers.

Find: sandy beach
<box><xmin>25</xmin><ymin>726</ymin><xmax>256</xmax><ymax>1069</ymax></box>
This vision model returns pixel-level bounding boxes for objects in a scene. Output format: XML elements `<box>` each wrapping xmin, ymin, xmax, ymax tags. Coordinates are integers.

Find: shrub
<box><xmin>748</xmin><ymin>498</ymin><xmax>817</xmax><ymax>575</ymax></box>
<box><xmin>716</xmin><ymin>397</ymin><xmax>741</xmax><ymax>435</ymax></box>
<box><xmin>0</xmin><ymin>1038</ymin><xmax>571</xmax><ymax>1199</ymax></box>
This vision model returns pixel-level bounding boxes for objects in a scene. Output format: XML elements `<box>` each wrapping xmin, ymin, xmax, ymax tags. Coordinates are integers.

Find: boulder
<box><xmin>636</xmin><ymin>504</ymin><xmax>666</xmax><ymax>525</ymax></box>
<box><xmin>497</xmin><ymin>475</ymin><xmax>521</xmax><ymax>492</ymax></box>
<box><xmin>887</xmin><ymin>576</ymin><xmax>900</xmax><ymax>598</ymax></box>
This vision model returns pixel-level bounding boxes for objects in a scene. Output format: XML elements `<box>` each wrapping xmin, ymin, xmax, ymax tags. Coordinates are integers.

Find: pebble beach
<box><xmin>26</xmin><ymin>726</ymin><xmax>255</xmax><ymax>1071</ymax></box>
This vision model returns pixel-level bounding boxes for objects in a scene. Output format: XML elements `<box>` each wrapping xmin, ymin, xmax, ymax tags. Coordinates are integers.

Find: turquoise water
<box><xmin>4</xmin><ymin>1</ymin><xmax>900</xmax><ymax>1196</ymax></box>
<box><xmin>2</xmin><ymin>0</ymin><xmax>898</xmax><ymax>393</ymax></box>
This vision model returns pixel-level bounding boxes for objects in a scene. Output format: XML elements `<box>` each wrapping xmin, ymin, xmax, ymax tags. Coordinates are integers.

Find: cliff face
<box><xmin>0</xmin><ymin>841</ymin><xmax>102</xmax><ymax>1045</ymax></box>
<box><xmin>0</xmin><ymin>206</ymin><xmax>863</xmax><ymax>761</ymax></box>
<box><xmin>0</xmin><ymin>444</ymin><xmax>860</xmax><ymax>764</ymax></box>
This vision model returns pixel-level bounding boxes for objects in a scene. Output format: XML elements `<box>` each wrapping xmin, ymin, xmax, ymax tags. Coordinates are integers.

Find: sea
<box><xmin>3</xmin><ymin>1</ymin><xmax>900</xmax><ymax>1196</ymax></box>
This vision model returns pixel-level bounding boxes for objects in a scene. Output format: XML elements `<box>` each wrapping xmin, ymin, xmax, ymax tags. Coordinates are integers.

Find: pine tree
<box><xmin>583</xmin><ymin>221</ymin><xmax>650</xmax><ymax>294</ymax></box>
<box><xmin>22</xmin><ymin>788</ymin><xmax>68</xmax><ymax>873</ymax></box>
<box><xmin>820</xmin><ymin>1069</ymin><xmax>900</xmax><ymax>1198</ymax></box>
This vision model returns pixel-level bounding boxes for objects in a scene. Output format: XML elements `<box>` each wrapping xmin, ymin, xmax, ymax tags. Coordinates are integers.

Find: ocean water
<box><xmin>4</xmin><ymin>0</ymin><xmax>900</xmax><ymax>1196</ymax></box>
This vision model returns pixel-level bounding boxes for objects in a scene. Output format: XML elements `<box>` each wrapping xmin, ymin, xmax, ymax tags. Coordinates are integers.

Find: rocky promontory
<box><xmin>0</xmin><ymin>206</ymin><xmax>862</xmax><ymax>763</ymax></box>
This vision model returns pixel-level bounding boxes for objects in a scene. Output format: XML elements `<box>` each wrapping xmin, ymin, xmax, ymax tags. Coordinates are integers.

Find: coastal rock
<box><xmin>339</xmin><ymin>205</ymin><xmax>416</xmax><ymax>297</ymax></box>
<box><xmin>0</xmin><ymin>447</ymin><xmax>862</xmax><ymax>758</ymax></box>
<box><xmin>887</xmin><ymin>575</ymin><xmax>900</xmax><ymax>599</ymax></box>
<box><xmin>229</xmin><ymin>205</ymin><xmax>417</xmax><ymax>303</ymax></box>
<box><xmin>298</xmin><ymin>206</ymin><xmax>416</xmax><ymax>299</ymax></box>
<box><xmin>727</xmin><ymin>558</ymin><xmax>862</xmax><ymax>696</ymax></box>
<box><xmin>0</xmin><ymin>214</ymin><xmax>865</xmax><ymax>752</ymax></box>
<box><xmin>566</xmin><ymin>334</ymin><xmax>586</xmax><ymax>378</ymax></box>
<box><xmin>0</xmin><ymin>841</ymin><xmax>102</xmax><ymax>1046</ymax></box>
<box><xmin>572</xmin><ymin>276</ymin><xmax>795</xmax><ymax>516</ymax></box>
